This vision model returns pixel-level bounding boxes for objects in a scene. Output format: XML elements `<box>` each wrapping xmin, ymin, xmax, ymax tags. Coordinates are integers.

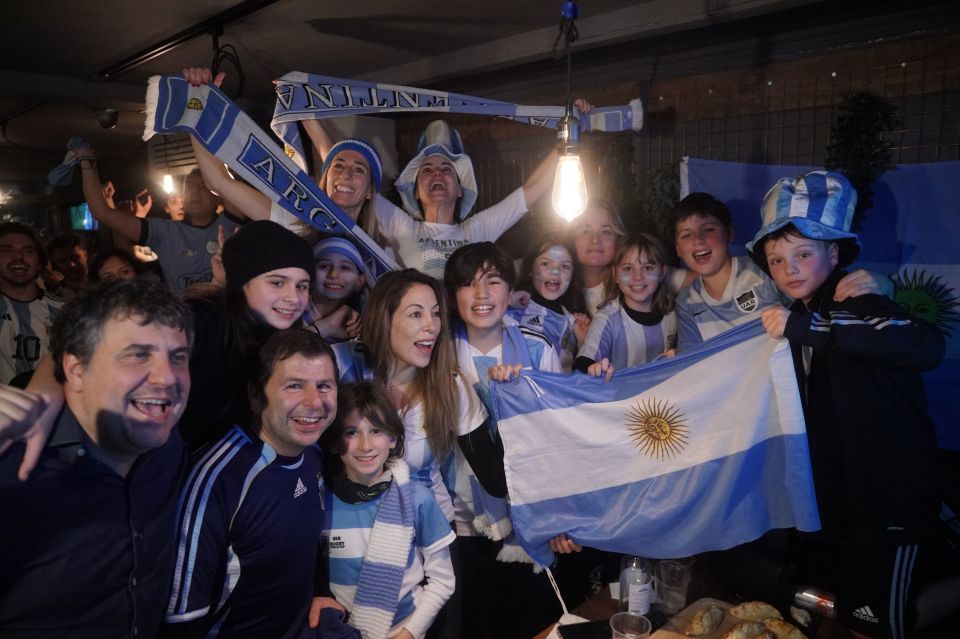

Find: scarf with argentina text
<box><xmin>349</xmin><ymin>457</ymin><xmax>415</xmax><ymax>639</ymax></box>
<box><xmin>270</xmin><ymin>71</ymin><xmax>643</xmax><ymax>168</ymax></box>
<box><xmin>143</xmin><ymin>75</ymin><xmax>399</xmax><ymax>283</ymax></box>
<box><xmin>453</xmin><ymin>316</ymin><xmax>541</xmax><ymax>569</ymax></box>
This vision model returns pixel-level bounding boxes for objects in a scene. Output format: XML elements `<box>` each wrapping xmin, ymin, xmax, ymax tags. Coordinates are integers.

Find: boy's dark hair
<box><xmin>320</xmin><ymin>381</ymin><xmax>405</xmax><ymax>478</ymax></box>
<box><xmin>47</xmin><ymin>231</ymin><xmax>87</xmax><ymax>254</ymax></box>
<box><xmin>443</xmin><ymin>242</ymin><xmax>517</xmax><ymax>310</ymax></box>
<box><xmin>751</xmin><ymin>223</ymin><xmax>857</xmax><ymax>275</ymax></box>
<box><xmin>50</xmin><ymin>279</ymin><xmax>194</xmax><ymax>383</ymax></box>
<box><xmin>0</xmin><ymin>222</ymin><xmax>46</xmax><ymax>265</ymax></box>
<box><xmin>670</xmin><ymin>192</ymin><xmax>733</xmax><ymax>235</ymax></box>
<box><xmin>249</xmin><ymin>329</ymin><xmax>338</xmax><ymax>415</ymax></box>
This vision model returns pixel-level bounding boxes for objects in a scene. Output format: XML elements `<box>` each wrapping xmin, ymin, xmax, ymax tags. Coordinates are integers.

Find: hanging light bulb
<box><xmin>162</xmin><ymin>173</ymin><xmax>174</xmax><ymax>194</ymax></box>
<box><xmin>552</xmin><ymin>115</ymin><xmax>587</xmax><ymax>220</ymax></box>
<box><xmin>551</xmin><ymin>0</ymin><xmax>587</xmax><ymax>220</ymax></box>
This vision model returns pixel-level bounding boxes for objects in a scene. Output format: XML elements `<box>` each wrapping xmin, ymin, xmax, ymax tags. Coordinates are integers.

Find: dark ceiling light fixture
<box><xmin>550</xmin><ymin>0</ymin><xmax>588</xmax><ymax>221</ymax></box>
<box><xmin>0</xmin><ymin>102</ymin><xmax>44</xmax><ymax>149</ymax></box>
<box><xmin>94</xmin><ymin>0</ymin><xmax>280</xmax><ymax>82</ymax></box>
<box><xmin>95</xmin><ymin>108</ymin><xmax>120</xmax><ymax>129</ymax></box>
<box><xmin>210</xmin><ymin>26</ymin><xmax>246</xmax><ymax>100</ymax></box>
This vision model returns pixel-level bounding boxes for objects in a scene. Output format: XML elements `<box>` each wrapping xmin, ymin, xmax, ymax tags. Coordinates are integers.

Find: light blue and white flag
<box><xmin>491</xmin><ymin>319</ymin><xmax>820</xmax><ymax>567</ymax></box>
<box><xmin>271</xmin><ymin>71</ymin><xmax>643</xmax><ymax>168</ymax></box>
<box><xmin>143</xmin><ymin>74</ymin><xmax>400</xmax><ymax>282</ymax></box>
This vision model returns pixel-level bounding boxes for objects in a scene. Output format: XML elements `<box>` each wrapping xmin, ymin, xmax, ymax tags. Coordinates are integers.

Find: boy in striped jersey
<box><xmin>750</xmin><ymin>171</ymin><xmax>944</xmax><ymax>639</ymax></box>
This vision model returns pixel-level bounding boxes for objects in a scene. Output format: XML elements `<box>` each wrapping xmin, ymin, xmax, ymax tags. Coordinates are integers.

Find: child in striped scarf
<box><xmin>319</xmin><ymin>382</ymin><xmax>455</xmax><ymax>639</ymax></box>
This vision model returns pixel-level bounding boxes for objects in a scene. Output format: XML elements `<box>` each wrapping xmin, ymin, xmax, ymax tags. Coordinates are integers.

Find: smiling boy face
<box><xmin>455</xmin><ymin>264</ymin><xmax>511</xmax><ymax>336</ymax></box>
<box><xmin>675</xmin><ymin>213</ymin><xmax>731</xmax><ymax>278</ymax></box>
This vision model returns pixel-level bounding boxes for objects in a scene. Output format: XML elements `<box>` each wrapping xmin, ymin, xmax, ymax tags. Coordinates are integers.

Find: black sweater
<box><xmin>783</xmin><ymin>270</ymin><xmax>945</xmax><ymax>546</ymax></box>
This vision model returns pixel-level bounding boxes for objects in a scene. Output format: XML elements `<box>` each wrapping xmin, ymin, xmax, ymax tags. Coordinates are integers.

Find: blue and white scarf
<box><xmin>350</xmin><ymin>458</ymin><xmax>415</xmax><ymax>639</ymax></box>
<box><xmin>453</xmin><ymin>316</ymin><xmax>540</xmax><ymax>569</ymax></box>
<box><xmin>143</xmin><ymin>75</ymin><xmax>399</xmax><ymax>282</ymax></box>
<box><xmin>270</xmin><ymin>72</ymin><xmax>643</xmax><ymax>168</ymax></box>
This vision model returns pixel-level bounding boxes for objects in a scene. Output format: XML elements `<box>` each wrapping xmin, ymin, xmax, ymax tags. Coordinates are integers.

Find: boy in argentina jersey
<box><xmin>672</xmin><ymin>192</ymin><xmax>890</xmax><ymax>351</ymax></box>
<box><xmin>444</xmin><ymin>243</ymin><xmax>583</xmax><ymax>638</ymax></box>
<box><xmin>162</xmin><ymin>331</ymin><xmax>338</xmax><ymax>639</ymax></box>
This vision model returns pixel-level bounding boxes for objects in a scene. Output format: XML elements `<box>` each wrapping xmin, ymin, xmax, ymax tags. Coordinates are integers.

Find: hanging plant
<box><xmin>823</xmin><ymin>91</ymin><xmax>897</xmax><ymax>230</ymax></box>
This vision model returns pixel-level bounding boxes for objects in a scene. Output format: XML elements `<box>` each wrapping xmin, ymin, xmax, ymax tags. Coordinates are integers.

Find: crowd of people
<box><xmin>0</xmin><ymin>66</ymin><xmax>953</xmax><ymax>639</ymax></box>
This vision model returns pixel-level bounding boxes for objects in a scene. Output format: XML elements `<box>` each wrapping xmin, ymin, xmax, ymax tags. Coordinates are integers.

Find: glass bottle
<box><xmin>619</xmin><ymin>555</ymin><xmax>654</xmax><ymax>615</ymax></box>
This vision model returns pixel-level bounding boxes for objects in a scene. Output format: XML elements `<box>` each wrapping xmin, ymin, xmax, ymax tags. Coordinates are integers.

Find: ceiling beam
<box><xmin>0</xmin><ymin>70</ymin><xmax>146</xmax><ymax>110</ymax></box>
<box><xmin>360</xmin><ymin>0</ymin><xmax>822</xmax><ymax>86</ymax></box>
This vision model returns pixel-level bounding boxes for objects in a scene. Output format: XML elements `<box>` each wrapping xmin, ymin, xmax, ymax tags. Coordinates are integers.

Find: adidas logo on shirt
<box><xmin>527</xmin><ymin>316</ymin><xmax>543</xmax><ymax>328</ymax></box>
<box><xmin>293</xmin><ymin>477</ymin><xmax>308</xmax><ymax>499</ymax></box>
<box><xmin>852</xmin><ymin>605</ymin><xmax>879</xmax><ymax>623</ymax></box>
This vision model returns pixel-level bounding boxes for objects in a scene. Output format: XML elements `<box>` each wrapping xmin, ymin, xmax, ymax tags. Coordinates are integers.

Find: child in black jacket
<box><xmin>748</xmin><ymin>170</ymin><xmax>945</xmax><ymax>639</ymax></box>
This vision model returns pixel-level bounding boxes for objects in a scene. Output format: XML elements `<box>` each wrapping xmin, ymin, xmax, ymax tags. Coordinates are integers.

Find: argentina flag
<box><xmin>490</xmin><ymin>320</ymin><xmax>820</xmax><ymax>567</ymax></box>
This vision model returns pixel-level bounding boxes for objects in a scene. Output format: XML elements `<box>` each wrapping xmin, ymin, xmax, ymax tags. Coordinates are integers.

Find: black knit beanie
<box><xmin>222</xmin><ymin>220</ymin><xmax>315</xmax><ymax>291</ymax></box>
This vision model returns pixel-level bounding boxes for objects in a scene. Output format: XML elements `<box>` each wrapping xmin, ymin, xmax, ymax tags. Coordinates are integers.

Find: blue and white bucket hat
<box><xmin>395</xmin><ymin>120</ymin><xmax>478</xmax><ymax>222</ymax></box>
<box><xmin>746</xmin><ymin>170</ymin><xmax>861</xmax><ymax>266</ymax></box>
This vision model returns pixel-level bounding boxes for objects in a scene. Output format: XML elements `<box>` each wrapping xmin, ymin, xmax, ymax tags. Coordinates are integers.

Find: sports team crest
<box><xmin>626</xmin><ymin>398</ymin><xmax>689</xmax><ymax>460</ymax></box>
<box><xmin>736</xmin><ymin>289</ymin><xmax>758</xmax><ymax>313</ymax></box>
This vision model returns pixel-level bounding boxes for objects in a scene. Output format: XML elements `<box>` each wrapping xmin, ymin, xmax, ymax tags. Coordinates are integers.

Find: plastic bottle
<box><xmin>619</xmin><ymin>555</ymin><xmax>654</xmax><ymax>615</ymax></box>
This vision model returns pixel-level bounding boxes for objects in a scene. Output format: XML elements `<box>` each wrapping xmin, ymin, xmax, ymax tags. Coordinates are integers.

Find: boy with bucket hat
<box><xmin>749</xmin><ymin>170</ymin><xmax>945</xmax><ymax>639</ymax></box>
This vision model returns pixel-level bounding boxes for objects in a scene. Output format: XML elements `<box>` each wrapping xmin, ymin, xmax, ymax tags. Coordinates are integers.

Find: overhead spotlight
<box><xmin>95</xmin><ymin>108</ymin><xmax>120</xmax><ymax>129</ymax></box>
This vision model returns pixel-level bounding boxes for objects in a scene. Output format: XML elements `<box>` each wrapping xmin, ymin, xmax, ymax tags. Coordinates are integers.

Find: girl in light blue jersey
<box><xmin>512</xmin><ymin>235</ymin><xmax>591</xmax><ymax>372</ymax></box>
<box><xmin>574</xmin><ymin>233</ymin><xmax>677</xmax><ymax>376</ymax></box>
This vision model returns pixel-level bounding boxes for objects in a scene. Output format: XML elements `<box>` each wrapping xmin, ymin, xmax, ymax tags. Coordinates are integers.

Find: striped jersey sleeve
<box><xmin>165</xmin><ymin>427</ymin><xmax>258</xmax><ymax>623</ymax></box>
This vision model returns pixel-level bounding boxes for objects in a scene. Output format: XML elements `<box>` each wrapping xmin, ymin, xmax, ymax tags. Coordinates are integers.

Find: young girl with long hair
<box><xmin>574</xmin><ymin>233</ymin><xmax>677</xmax><ymax>375</ymax></box>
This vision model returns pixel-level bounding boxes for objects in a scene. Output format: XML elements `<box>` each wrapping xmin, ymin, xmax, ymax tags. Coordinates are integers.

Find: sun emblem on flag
<box><xmin>187</xmin><ymin>97</ymin><xmax>203</xmax><ymax>110</ymax></box>
<box><xmin>892</xmin><ymin>269</ymin><xmax>959</xmax><ymax>337</ymax></box>
<box><xmin>626</xmin><ymin>398</ymin><xmax>688</xmax><ymax>460</ymax></box>
<box><xmin>284</xmin><ymin>144</ymin><xmax>296</xmax><ymax>159</ymax></box>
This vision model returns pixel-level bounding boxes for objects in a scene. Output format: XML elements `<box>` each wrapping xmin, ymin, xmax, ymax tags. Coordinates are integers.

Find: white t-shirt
<box><xmin>582</xmin><ymin>282</ymin><xmax>605</xmax><ymax>318</ymax></box>
<box><xmin>375</xmin><ymin>188</ymin><xmax>528</xmax><ymax>279</ymax></box>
